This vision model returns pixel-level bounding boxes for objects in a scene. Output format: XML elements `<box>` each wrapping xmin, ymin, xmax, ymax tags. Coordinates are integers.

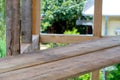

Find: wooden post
<box><xmin>93</xmin><ymin>0</ymin><xmax>102</xmax><ymax>37</ymax></box>
<box><xmin>6</xmin><ymin>0</ymin><xmax>20</xmax><ymax>55</ymax></box>
<box><xmin>21</xmin><ymin>0</ymin><xmax>32</xmax><ymax>43</ymax></box>
<box><xmin>32</xmin><ymin>0</ymin><xmax>41</xmax><ymax>50</ymax></box>
<box><xmin>32</xmin><ymin>0</ymin><xmax>40</xmax><ymax>35</ymax></box>
<box><xmin>92</xmin><ymin>0</ymin><xmax>102</xmax><ymax>79</ymax></box>
<box><xmin>91</xmin><ymin>70</ymin><xmax>100</xmax><ymax>80</ymax></box>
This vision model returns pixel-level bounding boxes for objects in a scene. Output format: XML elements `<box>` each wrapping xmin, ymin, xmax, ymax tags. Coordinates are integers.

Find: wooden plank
<box><xmin>32</xmin><ymin>0</ymin><xmax>40</xmax><ymax>35</ymax></box>
<box><xmin>91</xmin><ymin>70</ymin><xmax>100</xmax><ymax>80</ymax></box>
<box><xmin>93</xmin><ymin>0</ymin><xmax>102</xmax><ymax>37</ymax></box>
<box><xmin>0</xmin><ymin>46</ymin><xmax>120</xmax><ymax>80</ymax></box>
<box><xmin>0</xmin><ymin>36</ymin><xmax>120</xmax><ymax>74</ymax></box>
<box><xmin>40</xmin><ymin>34</ymin><xmax>99</xmax><ymax>43</ymax></box>
<box><xmin>21</xmin><ymin>0</ymin><xmax>32</xmax><ymax>43</ymax></box>
<box><xmin>6</xmin><ymin>0</ymin><xmax>20</xmax><ymax>55</ymax></box>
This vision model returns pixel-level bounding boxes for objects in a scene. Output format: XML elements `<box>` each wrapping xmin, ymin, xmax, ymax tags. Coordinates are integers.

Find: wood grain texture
<box><xmin>94</xmin><ymin>0</ymin><xmax>102</xmax><ymax>37</ymax></box>
<box><xmin>40</xmin><ymin>34</ymin><xmax>99</xmax><ymax>43</ymax></box>
<box><xmin>6</xmin><ymin>0</ymin><xmax>20</xmax><ymax>55</ymax></box>
<box><xmin>21</xmin><ymin>0</ymin><xmax>32</xmax><ymax>43</ymax></box>
<box><xmin>91</xmin><ymin>70</ymin><xmax>100</xmax><ymax>80</ymax></box>
<box><xmin>32</xmin><ymin>0</ymin><xmax>40</xmax><ymax>35</ymax></box>
<box><xmin>0</xmin><ymin>46</ymin><xmax>120</xmax><ymax>80</ymax></box>
<box><xmin>93</xmin><ymin>0</ymin><xmax>102</xmax><ymax>77</ymax></box>
<box><xmin>0</xmin><ymin>36</ymin><xmax>120</xmax><ymax>74</ymax></box>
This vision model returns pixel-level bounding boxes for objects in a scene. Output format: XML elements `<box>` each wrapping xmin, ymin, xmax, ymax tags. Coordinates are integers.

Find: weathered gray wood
<box><xmin>0</xmin><ymin>46</ymin><xmax>120</xmax><ymax>80</ymax></box>
<box><xmin>0</xmin><ymin>36</ymin><xmax>120</xmax><ymax>74</ymax></box>
<box><xmin>6</xmin><ymin>0</ymin><xmax>20</xmax><ymax>55</ymax></box>
<box><xmin>21</xmin><ymin>0</ymin><xmax>32</xmax><ymax>43</ymax></box>
<box><xmin>21</xmin><ymin>35</ymin><xmax>40</xmax><ymax>54</ymax></box>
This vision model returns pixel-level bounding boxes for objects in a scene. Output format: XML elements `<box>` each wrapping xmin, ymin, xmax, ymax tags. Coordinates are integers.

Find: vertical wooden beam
<box><xmin>93</xmin><ymin>0</ymin><xmax>102</xmax><ymax>37</ymax></box>
<box><xmin>6</xmin><ymin>0</ymin><xmax>20</xmax><ymax>55</ymax></box>
<box><xmin>91</xmin><ymin>70</ymin><xmax>100</xmax><ymax>80</ymax></box>
<box><xmin>21</xmin><ymin>0</ymin><xmax>32</xmax><ymax>43</ymax></box>
<box><xmin>32</xmin><ymin>0</ymin><xmax>40</xmax><ymax>35</ymax></box>
<box><xmin>32</xmin><ymin>0</ymin><xmax>40</xmax><ymax>50</ymax></box>
<box><xmin>92</xmin><ymin>0</ymin><xmax>102</xmax><ymax>79</ymax></box>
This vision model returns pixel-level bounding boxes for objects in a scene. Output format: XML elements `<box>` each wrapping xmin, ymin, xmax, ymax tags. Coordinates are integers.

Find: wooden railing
<box><xmin>5</xmin><ymin>0</ymin><xmax>103</xmax><ymax>80</ymax></box>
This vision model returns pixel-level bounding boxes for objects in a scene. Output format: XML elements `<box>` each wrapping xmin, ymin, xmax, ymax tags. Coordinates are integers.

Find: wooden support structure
<box><xmin>92</xmin><ymin>0</ymin><xmax>102</xmax><ymax>79</ymax></box>
<box><xmin>93</xmin><ymin>0</ymin><xmax>102</xmax><ymax>37</ymax></box>
<box><xmin>0</xmin><ymin>36</ymin><xmax>120</xmax><ymax>80</ymax></box>
<box><xmin>5</xmin><ymin>0</ymin><xmax>117</xmax><ymax>80</ymax></box>
<box><xmin>21</xmin><ymin>0</ymin><xmax>32</xmax><ymax>43</ymax></box>
<box><xmin>31</xmin><ymin>0</ymin><xmax>41</xmax><ymax>49</ymax></box>
<box><xmin>40</xmin><ymin>34</ymin><xmax>99</xmax><ymax>44</ymax></box>
<box><xmin>91</xmin><ymin>70</ymin><xmax>100</xmax><ymax>80</ymax></box>
<box><xmin>32</xmin><ymin>0</ymin><xmax>41</xmax><ymax>35</ymax></box>
<box><xmin>1</xmin><ymin>36</ymin><xmax>120</xmax><ymax>73</ymax></box>
<box><xmin>20</xmin><ymin>0</ymin><xmax>40</xmax><ymax>52</ymax></box>
<box><xmin>6</xmin><ymin>0</ymin><xmax>20</xmax><ymax>55</ymax></box>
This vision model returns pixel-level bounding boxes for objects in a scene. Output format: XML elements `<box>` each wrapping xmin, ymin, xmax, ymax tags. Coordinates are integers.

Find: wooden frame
<box><xmin>5</xmin><ymin>0</ymin><xmax>103</xmax><ymax>80</ymax></box>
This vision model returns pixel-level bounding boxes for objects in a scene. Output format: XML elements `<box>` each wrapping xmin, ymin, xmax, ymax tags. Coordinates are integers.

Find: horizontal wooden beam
<box><xmin>40</xmin><ymin>34</ymin><xmax>100</xmax><ymax>44</ymax></box>
<box><xmin>0</xmin><ymin>45</ymin><xmax>120</xmax><ymax>80</ymax></box>
<box><xmin>0</xmin><ymin>36</ymin><xmax>120</xmax><ymax>74</ymax></box>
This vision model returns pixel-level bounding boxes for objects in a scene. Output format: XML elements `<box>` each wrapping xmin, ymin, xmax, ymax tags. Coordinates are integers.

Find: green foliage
<box><xmin>41</xmin><ymin>0</ymin><xmax>88</xmax><ymax>33</ymax></box>
<box><xmin>68</xmin><ymin>73</ymin><xmax>90</xmax><ymax>80</ymax></box>
<box><xmin>64</xmin><ymin>28</ymin><xmax>79</xmax><ymax>35</ymax></box>
<box><xmin>107</xmin><ymin>64</ymin><xmax>120</xmax><ymax>80</ymax></box>
<box><xmin>0</xmin><ymin>39</ymin><xmax>6</xmax><ymax>57</ymax></box>
<box><xmin>0</xmin><ymin>0</ymin><xmax>6</xmax><ymax>57</ymax></box>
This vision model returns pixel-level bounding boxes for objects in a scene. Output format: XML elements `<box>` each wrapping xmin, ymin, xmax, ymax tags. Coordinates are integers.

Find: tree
<box><xmin>41</xmin><ymin>0</ymin><xmax>89</xmax><ymax>33</ymax></box>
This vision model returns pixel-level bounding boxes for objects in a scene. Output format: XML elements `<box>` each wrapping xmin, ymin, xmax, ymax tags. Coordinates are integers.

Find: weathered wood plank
<box><xmin>21</xmin><ymin>0</ymin><xmax>32</xmax><ymax>43</ymax></box>
<box><xmin>0</xmin><ymin>36</ymin><xmax>120</xmax><ymax>74</ymax></box>
<box><xmin>6</xmin><ymin>0</ymin><xmax>20</xmax><ymax>55</ymax></box>
<box><xmin>0</xmin><ymin>46</ymin><xmax>120</xmax><ymax>80</ymax></box>
<box><xmin>40</xmin><ymin>34</ymin><xmax>99</xmax><ymax>43</ymax></box>
<box><xmin>94</xmin><ymin>0</ymin><xmax>102</xmax><ymax>37</ymax></box>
